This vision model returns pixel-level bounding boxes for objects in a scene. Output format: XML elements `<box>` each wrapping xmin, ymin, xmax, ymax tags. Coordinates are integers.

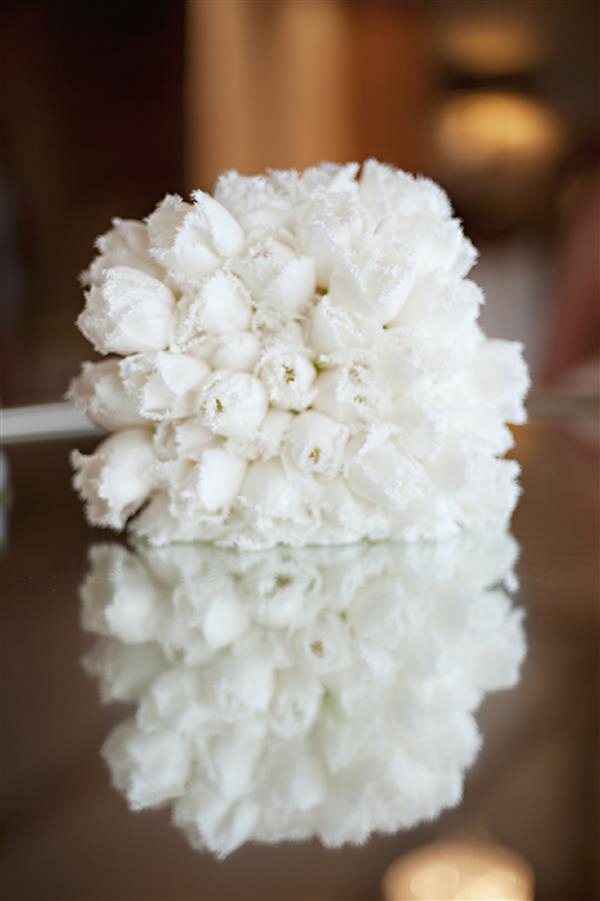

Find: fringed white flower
<box><xmin>77</xmin><ymin>267</ymin><xmax>175</xmax><ymax>355</ymax></box>
<box><xmin>257</xmin><ymin>348</ymin><xmax>317</xmax><ymax>412</ymax></box>
<box><xmin>81</xmin><ymin>218</ymin><xmax>165</xmax><ymax>286</ymax></box>
<box><xmin>176</xmin><ymin>270</ymin><xmax>252</xmax><ymax>341</ymax></box>
<box><xmin>282</xmin><ymin>410</ymin><xmax>349</xmax><ymax>481</ymax></box>
<box><xmin>119</xmin><ymin>351</ymin><xmax>210</xmax><ymax>421</ymax></box>
<box><xmin>68</xmin><ymin>359</ymin><xmax>145</xmax><ymax>430</ymax></box>
<box><xmin>200</xmin><ymin>371</ymin><xmax>269</xmax><ymax>437</ymax></box>
<box><xmin>146</xmin><ymin>192</ymin><xmax>245</xmax><ymax>286</ymax></box>
<box><xmin>71</xmin><ymin>428</ymin><xmax>156</xmax><ymax>528</ymax></box>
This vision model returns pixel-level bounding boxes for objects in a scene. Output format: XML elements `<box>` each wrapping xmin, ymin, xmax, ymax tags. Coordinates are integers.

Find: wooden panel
<box><xmin>350</xmin><ymin>4</ymin><xmax>430</xmax><ymax>172</ymax></box>
<box><xmin>185</xmin><ymin>0</ymin><xmax>351</xmax><ymax>188</ymax></box>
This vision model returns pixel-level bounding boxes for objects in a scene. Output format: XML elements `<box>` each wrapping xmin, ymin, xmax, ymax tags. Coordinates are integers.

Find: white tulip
<box><xmin>120</xmin><ymin>351</ymin><xmax>210</xmax><ymax>420</ymax></box>
<box><xmin>308</xmin><ymin>297</ymin><xmax>378</xmax><ymax>356</ymax></box>
<box><xmin>103</xmin><ymin>723</ymin><xmax>191</xmax><ymax>809</ymax></box>
<box><xmin>359</xmin><ymin>159</ymin><xmax>453</xmax><ymax>219</ymax></box>
<box><xmin>312</xmin><ymin>362</ymin><xmax>384</xmax><ymax>423</ymax></box>
<box><xmin>77</xmin><ymin>266</ymin><xmax>175</xmax><ymax>355</ymax></box>
<box><xmin>147</xmin><ymin>192</ymin><xmax>245</xmax><ymax>285</ymax></box>
<box><xmin>380</xmin><ymin>214</ymin><xmax>477</xmax><ymax>278</ymax></box>
<box><xmin>345</xmin><ymin>432</ymin><xmax>426</xmax><ymax>511</ymax></box>
<box><xmin>153</xmin><ymin>418</ymin><xmax>216</xmax><ymax>462</ymax></box>
<box><xmin>388</xmin><ymin>274</ymin><xmax>482</xmax><ymax>338</ymax></box>
<box><xmin>257</xmin><ymin>348</ymin><xmax>316</xmax><ymax>411</ymax></box>
<box><xmin>211</xmin><ymin>332</ymin><xmax>261</xmax><ymax>372</ymax></box>
<box><xmin>283</xmin><ymin>410</ymin><xmax>348</xmax><ymax>481</ymax></box>
<box><xmin>82</xmin><ymin>218</ymin><xmax>164</xmax><ymax>286</ymax></box>
<box><xmin>201</xmin><ymin>723</ymin><xmax>265</xmax><ymax>801</ymax></box>
<box><xmin>215</xmin><ymin>169</ymin><xmax>298</xmax><ymax>231</ymax></box>
<box><xmin>270</xmin><ymin>669</ymin><xmax>323</xmax><ymax>737</ymax></box>
<box><xmin>327</xmin><ymin>249</ymin><xmax>415</xmax><ymax>326</ymax></box>
<box><xmin>201</xmin><ymin>371</ymin><xmax>268</xmax><ymax>437</ymax></box>
<box><xmin>68</xmin><ymin>359</ymin><xmax>144</xmax><ymax>430</ymax></box>
<box><xmin>251</xmin><ymin>304</ymin><xmax>306</xmax><ymax>348</ymax></box>
<box><xmin>473</xmin><ymin>339</ymin><xmax>530</xmax><ymax>424</ymax></box>
<box><xmin>177</xmin><ymin>270</ymin><xmax>251</xmax><ymax>340</ymax></box>
<box><xmin>181</xmin><ymin>447</ymin><xmax>247</xmax><ymax>513</ymax></box>
<box><xmin>215</xmin><ymin>163</ymin><xmax>358</xmax><ymax>233</ymax></box>
<box><xmin>232</xmin><ymin>238</ymin><xmax>316</xmax><ymax>314</ymax></box>
<box><xmin>295</xmin><ymin>190</ymin><xmax>363</xmax><ymax>285</ymax></box>
<box><xmin>239</xmin><ymin>459</ymin><xmax>305</xmax><ymax>521</ymax></box>
<box><xmin>226</xmin><ymin>408</ymin><xmax>292</xmax><ymax>462</ymax></box>
<box><xmin>71</xmin><ymin>428</ymin><xmax>156</xmax><ymax>528</ymax></box>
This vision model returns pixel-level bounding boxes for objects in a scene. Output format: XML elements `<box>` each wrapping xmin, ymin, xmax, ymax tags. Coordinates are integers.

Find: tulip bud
<box><xmin>120</xmin><ymin>351</ymin><xmax>210</xmax><ymax>420</ymax></box>
<box><xmin>77</xmin><ymin>266</ymin><xmax>175</xmax><ymax>355</ymax></box>
<box><xmin>82</xmin><ymin>218</ymin><xmax>164</xmax><ymax>286</ymax></box>
<box><xmin>283</xmin><ymin>410</ymin><xmax>348</xmax><ymax>481</ymax></box>
<box><xmin>147</xmin><ymin>192</ymin><xmax>244</xmax><ymax>285</ymax></box>
<box><xmin>201</xmin><ymin>372</ymin><xmax>268</xmax><ymax>437</ymax></box>
<box><xmin>68</xmin><ymin>359</ymin><xmax>144</xmax><ymax>430</ymax></box>
<box><xmin>71</xmin><ymin>428</ymin><xmax>156</xmax><ymax>528</ymax></box>
<box><xmin>258</xmin><ymin>348</ymin><xmax>316</xmax><ymax>412</ymax></box>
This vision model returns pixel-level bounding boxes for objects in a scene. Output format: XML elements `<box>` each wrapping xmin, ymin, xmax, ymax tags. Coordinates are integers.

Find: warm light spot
<box><xmin>435</xmin><ymin>92</ymin><xmax>564</xmax><ymax>168</ymax></box>
<box><xmin>311</xmin><ymin>640</ymin><xmax>324</xmax><ymax>657</ymax></box>
<box><xmin>309</xmin><ymin>447</ymin><xmax>321</xmax><ymax>464</ymax></box>
<box><xmin>410</xmin><ymin>863</ymin><xmax>460</xmax><ymax>899</ymax></box>
<box><xmin>436</xmin><ymin>15</ymin><xmax>543</xmax><ymax>75</ymax></box>
<box><xmin>382</xmin><ymin>839</ymin><xmax>534</xmax><ymax>901</ymax></box>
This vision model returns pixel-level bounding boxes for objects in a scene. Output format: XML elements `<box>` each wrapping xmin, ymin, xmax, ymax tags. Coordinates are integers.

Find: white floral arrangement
<box><xmin>82</xmin><ymin>531</ymin><xmax>525</xmax><ymax>855</ymax></box>
<box><xmin>69</xmin><ymin>161</ymin><xmax>529</xmax><ymax>549</ymax></box>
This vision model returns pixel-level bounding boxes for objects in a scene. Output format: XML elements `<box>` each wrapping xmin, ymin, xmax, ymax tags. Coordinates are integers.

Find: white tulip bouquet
<box><xmin>69</xmin><ymin>161</ymin><xmax>529</xmax><ymax>548</ymax></box>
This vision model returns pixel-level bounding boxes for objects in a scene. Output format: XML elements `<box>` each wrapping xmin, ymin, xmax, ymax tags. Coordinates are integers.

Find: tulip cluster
<box><xmin>70</xmin><ymin>162</ymin><xmax>529</xmax><ymax>547</ymax></box>
<box><xmin>82</xmin><ymin>531</ymin><xmax>525</xmax><ymax>855</ymax></box>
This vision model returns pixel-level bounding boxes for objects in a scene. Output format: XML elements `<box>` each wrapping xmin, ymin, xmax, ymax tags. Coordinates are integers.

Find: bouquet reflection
<box><xmin>81</xmin><ymin>532</ymin><xmax>525</xmax><ymax>856</ymax></box>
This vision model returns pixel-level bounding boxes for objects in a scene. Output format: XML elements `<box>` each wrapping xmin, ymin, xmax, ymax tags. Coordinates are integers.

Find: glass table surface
<box><xmin>1</xmin><ymin>418</ymin><xmax>598</xmax><ymax>901</ymax></box>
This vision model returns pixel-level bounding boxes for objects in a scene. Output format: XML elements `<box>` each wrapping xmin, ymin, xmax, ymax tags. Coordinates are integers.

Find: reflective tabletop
<box><xmin>2</xmin><ymin>418</ymin><xmax>598</xmax><ymax>901</ymax></box>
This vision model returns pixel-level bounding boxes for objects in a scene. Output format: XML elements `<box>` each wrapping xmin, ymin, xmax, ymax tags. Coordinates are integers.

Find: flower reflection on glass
<box><xmin>81</xmin><ymin>531</ymin><xmax>526</xmax><ymax>857</ymax></box>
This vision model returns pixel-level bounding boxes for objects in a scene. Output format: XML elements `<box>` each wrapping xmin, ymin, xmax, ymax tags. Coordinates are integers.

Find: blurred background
<box><xmin>0</xmin><ymin>0</ymin><xmax>598</xmax><ymax>407</ymax></box>
<box><xmin>0</xmin><ymin>5</ymin><xmax>598</xmax><ymax>900</ymax></box>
